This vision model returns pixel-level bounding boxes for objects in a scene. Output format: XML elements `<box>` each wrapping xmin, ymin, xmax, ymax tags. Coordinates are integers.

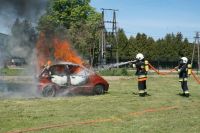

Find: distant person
<box><xmin>133</xmin><ymin>53</ymin><xmax>149</xmax><ymax>97</ymax></box>
<box><xmin>175</xmin><ymin>57</ymin><xmax>192</xmax><ymax>97</ymax></box>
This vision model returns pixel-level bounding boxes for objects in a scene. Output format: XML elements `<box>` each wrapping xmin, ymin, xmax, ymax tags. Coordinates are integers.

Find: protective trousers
<box><xmin>138</xmin><ymin>80</ymin><xmax>146</xmax><ymax>91</ymax></box>
<box><xmin>180</xmin><ymin>81</ymin><xmax>188</xmax><ymax>92</ymax></box>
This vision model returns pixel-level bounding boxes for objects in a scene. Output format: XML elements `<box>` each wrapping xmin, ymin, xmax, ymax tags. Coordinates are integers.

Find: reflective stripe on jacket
<box><xmin>179</xmin><ymin>78</ymin><xmax>188</xmax><ymax>82</ymax></box>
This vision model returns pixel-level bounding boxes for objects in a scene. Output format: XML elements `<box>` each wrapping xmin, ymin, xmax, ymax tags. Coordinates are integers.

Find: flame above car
<box><xmin>36</xmin><ymin>33</ymin><xmax>84</xmax><ymax>70</ymax></box>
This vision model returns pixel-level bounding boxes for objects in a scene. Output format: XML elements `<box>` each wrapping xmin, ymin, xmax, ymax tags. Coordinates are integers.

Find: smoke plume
<box><xmin>0</xmin><ymin>0</ymin><xmax>48</xmax><ymax>98</ymax></box>
<box><xmin>0</xmin><ymin>0</ymin><xmax>48</xmax><ymax>34</ymax></box>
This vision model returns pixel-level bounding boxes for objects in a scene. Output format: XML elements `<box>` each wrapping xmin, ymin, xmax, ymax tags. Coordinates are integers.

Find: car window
<box><xmin>68</xmin><ymin>65</ymin><xmax>89</xmax><ymax>76</ymax></box>
<box><xmin>50</xmin><ymin>65</ymin><xmax>67</xmax><ymax>76</ymax></box>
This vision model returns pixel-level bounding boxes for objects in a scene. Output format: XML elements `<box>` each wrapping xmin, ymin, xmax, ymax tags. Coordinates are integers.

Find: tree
<box><xmin>8</xmin><ymin>18</ymin><xmax>37</xmax><ymax>58</ymax></box>
<box><xmin>117</xmin><ymin>28</ymin><xmax>128</xmax><ymax>61</ymax></box>
<box><xmin>38</xmin><ymin>0</ymin><xmax>101</xmax><ymax>65</ymax></box>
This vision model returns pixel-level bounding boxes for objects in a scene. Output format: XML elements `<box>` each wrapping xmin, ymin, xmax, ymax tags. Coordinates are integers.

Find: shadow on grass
<box><xmin>176</xmin><ymin>93</ymin><xmax>190</xmax><ymax>98</ymax></box>
<box><xmin>132</xmin><ymin>92</ymin><xmax>151</xmax><ymax>96</ymax></box>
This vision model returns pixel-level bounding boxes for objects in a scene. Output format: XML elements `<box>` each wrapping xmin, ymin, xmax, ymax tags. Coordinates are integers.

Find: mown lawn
<box><xmin>0</xmin><ymin>76</ymin><xmax>200</xmax><ymax>133</ymax></box>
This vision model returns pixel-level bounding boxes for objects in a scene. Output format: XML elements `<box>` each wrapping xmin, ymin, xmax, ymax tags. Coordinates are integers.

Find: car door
<box><xmin>68</xmin><ymin>65</ymin><xmax>89</xmax><ymax>86</ymax></box>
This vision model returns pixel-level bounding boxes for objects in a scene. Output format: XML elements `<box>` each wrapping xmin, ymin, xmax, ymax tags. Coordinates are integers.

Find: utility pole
<box><xmin>113</xmin><ymin>10</ymin><xmax>119</xmax><ymax>68</ymax></box>
<box><xmin>100</xmin><ymin>8</ymin><xmax>119</xmax><ymax>67</ymax></box>
<box><xmin>192</xmin><ymin>32</ymin><xmax>200</xmax><ymax>73</ymax></box>
<box><xmin>100</xmin><ymin>9</ymin><xmax>106</xmax><ymax>66</ymax></box>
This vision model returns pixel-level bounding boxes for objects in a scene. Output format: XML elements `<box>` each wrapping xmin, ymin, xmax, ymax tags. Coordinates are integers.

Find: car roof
<box><xmin>43</xmin><ymin>61</ymin><xmax>95</xmax><ymax>74</ymax></box>
<box><xmin>51</xmin><ymin>61</ymin><xmax>80</xmax><ymax>67</ymax></box>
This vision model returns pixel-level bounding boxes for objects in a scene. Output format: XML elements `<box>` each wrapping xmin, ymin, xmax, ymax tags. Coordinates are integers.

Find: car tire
<box><xmin>93</xmin><ymin>84</ymin><xmax>104</xmax><ymax>95</ymax></box>
<box><xmin>42</xmin><ymin>84</ymin><xmax>56</xmax><ymax>97</ymax></box>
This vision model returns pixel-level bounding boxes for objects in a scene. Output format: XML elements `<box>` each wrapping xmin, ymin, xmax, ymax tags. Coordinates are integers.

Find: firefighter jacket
<box><xmin>135</xmin><ymin>60</ymin><xmax>149</xmax><ymax>81</ymax></box>
<box><xmin>178</xmin><ymin>63</ymin><xmax>192</xmax><ymax>82</ymax></box>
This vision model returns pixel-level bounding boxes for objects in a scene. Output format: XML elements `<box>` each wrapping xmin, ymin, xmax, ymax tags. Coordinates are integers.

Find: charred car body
<box><xmin>38</xmin><ymin>62</ymin><xmax>109</xmax><ymax>97</ymax></box>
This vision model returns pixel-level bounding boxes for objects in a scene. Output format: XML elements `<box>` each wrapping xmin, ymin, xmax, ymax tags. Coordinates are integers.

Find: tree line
<box><xmin>8</xmin><ymin>0</ymin><xmax>196</xmax><ymax>68</ymax></box>
<box><xmin>37</xmin><ymin>0</ymin><xmax>195</xmax><ymax>67</ymax></box>
<box><xmin>117</xmin><ymin>30</ymin><xmax>194</xmax><ymax>62</ymax></box>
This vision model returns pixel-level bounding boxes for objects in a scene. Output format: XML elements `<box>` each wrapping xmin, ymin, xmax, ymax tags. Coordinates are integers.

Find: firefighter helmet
<box><xmin>181</xmin><ymin>57</ymin><xmax>188</xmax><ymax>64</ymax></box>
<box><xmin>136</xmin><ymin>53</ymin><xmax>144</xmax><ymax>60</ymax></box>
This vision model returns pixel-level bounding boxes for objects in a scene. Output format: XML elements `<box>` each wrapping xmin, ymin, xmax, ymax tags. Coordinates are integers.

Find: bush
<box><xmin>121</xmin><ymin>68</ymin><xmax>128</xmax><ymax>76</ymax></box>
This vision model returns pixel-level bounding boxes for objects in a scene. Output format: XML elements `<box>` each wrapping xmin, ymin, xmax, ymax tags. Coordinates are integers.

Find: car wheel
<box><xmin>93</xmin><ymin>84</ymin><xmax>104</xmax><ymax>95</ymax></box>
<box><xmin>42</xmin><ymin>85</ymin><xmax>56</xmax><ymax>97</ymax></box>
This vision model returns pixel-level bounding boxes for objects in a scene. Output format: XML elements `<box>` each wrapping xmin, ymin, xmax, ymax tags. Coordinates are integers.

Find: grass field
<box><xmin>1</xmin><ymin>76</ymin><xmax>200</xmax><ymax>133</ymax></box>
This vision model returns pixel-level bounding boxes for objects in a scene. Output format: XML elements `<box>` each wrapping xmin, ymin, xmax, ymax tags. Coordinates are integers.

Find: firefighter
<box><xmin>133</xmin><ymin>53</ymin><xmax>149</xmax><ymax>97</ymax></box>
<box><xmin>176</xmin><ymin>57</ymin><xmax>192</xmax><ymax>97</ymax></box>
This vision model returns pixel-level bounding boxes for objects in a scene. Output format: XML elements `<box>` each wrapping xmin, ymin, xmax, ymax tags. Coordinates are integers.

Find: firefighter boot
<box><xmin>139</xmin><ymin>90</ymin><xmax>145</xmax><ymax>97</ymax></box>
<box><xmin>184</xmin><ymin>91</ymin><xmax>190</xmax><ymax>97</ymax></box>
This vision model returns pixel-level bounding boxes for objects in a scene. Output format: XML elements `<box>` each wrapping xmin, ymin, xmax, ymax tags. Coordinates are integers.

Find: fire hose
<box><xmin>101</xmin><ymin>60</ymin><xmax>200</xmax><ymax>84</ymax></box>
<box><xmin>148</xmin><ymin>63</ymin><xmax>176</xmax><ymax>75</ymax></box>
<box><xmin>148</xmin><ymin>63</ymin><xmax>200</xmax><ymax>84</ymax></box>
<box><xmin>191</xmin><ymin>71</ymin><xmax>200</xmax><ymax>84</ymax></box>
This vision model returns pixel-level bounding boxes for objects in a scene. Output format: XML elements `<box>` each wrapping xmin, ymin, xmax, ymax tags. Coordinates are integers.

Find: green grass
<box><xmin>0</xmin><ymin>76</ymin><xmax>200</xmax><ymax>133</ymax></box>
<box><xmin>98</xmin><ymin>68</ymin><xmax>132</xmax><ymax>76</ymax></box>
<box><xmin>98</xmin><ymin>68</ymin><xmax>181</xmax><ymax>76</ymax></box>
<box><xmin>0</xmin><ymin>68</ymin><xmax>24</xmax><ymax>76</ymax></box>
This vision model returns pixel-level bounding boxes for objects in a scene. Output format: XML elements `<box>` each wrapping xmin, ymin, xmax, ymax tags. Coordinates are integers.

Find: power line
<box><xmin>99</xmin><ymin>8</ymin><xmax>119</xmax><ymax>66</ymax></box>
<box><xmin>192</xmin><ymin>32</ymin><xmax>200</xmax><ymax>72</ymax></box>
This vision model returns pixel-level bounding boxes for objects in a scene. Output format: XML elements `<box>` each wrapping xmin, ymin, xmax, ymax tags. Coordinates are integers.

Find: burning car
<box><xmin>38</xmin><ymin>62</ymin><xmax>109</xmax><ymax>97</ymax></box>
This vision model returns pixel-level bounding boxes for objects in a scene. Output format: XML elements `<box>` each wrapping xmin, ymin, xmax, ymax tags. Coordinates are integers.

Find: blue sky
<box><xmin>91</xmin><ymin>0</ymin><xmax>200</xmax><ymax>42</ymax></box>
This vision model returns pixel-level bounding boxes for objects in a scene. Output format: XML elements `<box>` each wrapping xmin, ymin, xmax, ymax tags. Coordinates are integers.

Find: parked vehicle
<box><xmin>6</xmin><ymin>57</ymin><xmax>26</xmax><ymax>67</ymax></box>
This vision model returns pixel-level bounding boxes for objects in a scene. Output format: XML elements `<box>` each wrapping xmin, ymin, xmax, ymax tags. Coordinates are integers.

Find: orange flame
<box><xmin>36</xmin><ymin>33</ymin><xmax>51</xmax><ymax>68</ymax></box>
<box><xmin>53</xmin><ymin>38</ymin><xmax>84</xmax><ymax>65</ymax></box>
<box><xmin>36</xmin><ymin>33</ymin><xmax>84</xmax><ymax>70</ymax></box>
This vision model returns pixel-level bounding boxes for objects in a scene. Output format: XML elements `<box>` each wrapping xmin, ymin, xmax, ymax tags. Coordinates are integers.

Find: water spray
<box><xmin>100</xmin><ymin>60</ymin><xmax>137</xmax><ymax>70</ymax></box>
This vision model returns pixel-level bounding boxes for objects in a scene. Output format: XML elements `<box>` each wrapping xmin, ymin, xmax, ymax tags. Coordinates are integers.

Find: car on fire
<box><xmin>38</xmin><ymin>62</ymin><xmax>109</xmax><ymax>97</ymax></box>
